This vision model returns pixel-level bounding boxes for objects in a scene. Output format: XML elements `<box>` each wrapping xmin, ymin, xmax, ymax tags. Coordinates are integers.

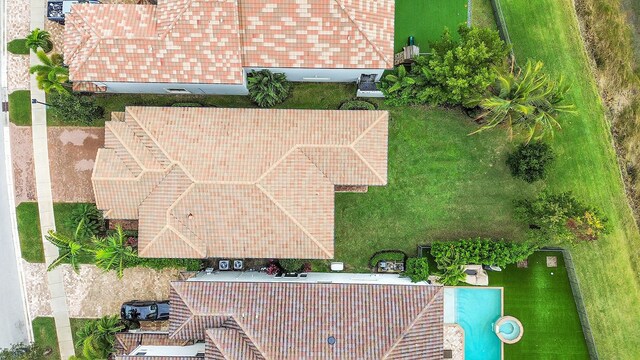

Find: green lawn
<box><xmin>490</xmin><ymin>251</ymin><xmax>590</xmax><ymax>359</ymax></box>
<box><xmin>394</xmin><ymin>0</ymin><xmax>469</xmax><ymax>52</ymax></box>
<box><xmin>7</xmin><ymin>38</ymin><xmax>29</xmax><ymax>55</ymax></box>
<box><xmin>48</xmin><ymin>84</ymin><xmax>354</xmax><ymax>126</ymax></box>
<box><xmin>471</xmin><ymin>0</ymin><xmax>497</xmax><ymax>29</ymax></box>
<box><xmin>16</xmin><ymin>202</ymin><xmax>44</xmax><ymax>263</ymax></box>
<box><xmin>334</xmin><ymin>107</ymin><xmax>537</xmax><ymax>271</ymax></box>
<box><xmin>32</xmin><ymin>317</ymin><xmax>60</xmax><ymax>360</ymax></box>
<box><xmin>500</xmin><ymin>0</ymin><xmax>640</xmax><ymax>358</ymax></box>
<box><xmin>9</xmin><ymin>90</ymin><xmax>32</xmax><ymax>126</ymax></box>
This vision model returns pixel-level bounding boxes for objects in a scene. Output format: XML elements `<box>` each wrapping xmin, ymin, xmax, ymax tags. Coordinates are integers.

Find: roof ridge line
<box><xmin>125</xmin><ymin>108</ymin><xmax>174</xmax><ymax>167</ymax></box>
<box><xmin>381</xmin><ymin>287</ymin><xmax>444</xmax><ymax>359</ymax></box>
<box><xmin>350</xmin><ymin>146</ymin><xmax>385</xmax><ymax>184</ymax></box>
<box><xmin>105</xmin><ymin>121</ymin><xmax>147</xmax><ymax>172</ymax></box>
<box><xmin>255</xmin><ymin>182</ymin><xmax>332</xmax><ymax>258</ymax></box>
<box><xmin>254</xmin><ymin>146</ymin><xmax>300</xmax><ymax>183</ymax></box>
<box><xmin>333</xmin><ymin>0</ymin><xmax>393</xmax><ymax>67</ymax></box>
<box><xmin>223</xmin><ymin>316</ymin><xmax>268</xmax><ymax>359</ymax></box>
<box><xmin>156</xmin><ymin>0</ymin><xmax>194</xmax><ymax>38</ymax></box>
<box><xmin>351</xmin><ymin>112</ymin><xmax>387</xmax><ymax>146</ymax></box>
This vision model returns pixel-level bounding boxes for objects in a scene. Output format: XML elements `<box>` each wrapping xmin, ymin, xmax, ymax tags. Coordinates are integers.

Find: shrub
<box><xmin>515</xmin><ymin>192</ymin><xmax>609</xmax><ymax>244</ymax></box>
<box><xmin>171</xmin><ymin>102</ymin><xmax>202</xmax><ymax>107</ymax></box>
<box><xmin>430</xmin><ymin>238</ymin><xmax>537</xmax><ymax>268</ymax></box>
<box><xmin>247</xmin><ymin>69</ymin><xmax>291</xmax><ymax>107</ymax></box>
<box><xmin>403</xmin><ymin>257</ymin><xmax>430</xmax><ymax>282</ymax></box>
<box><xmin>7</xmin><ymin>39</ymin><xmax>29</xmax><ymax>55</ymax></box>
<box><xmin>380</xmin><ymin>25</ymin><xmax>508</xmax><ymax>106</ymax></box>
<box><xmin>0</xmin><ymin>343</ymin><xmax>46</xmax><ymax>360</ymax></box>
<box><xmin>279</xmin><ymin>259</ymin><xmax>305</xmax><ymax>272</ymax></box>
<box><xmin>369</xmin><ymin>250</ymin><xmax>406</xmax><ymax>268</ymax></box>
<box><xmin>63</xmin><ymin>203</ymin><xmax>104</xmax><ymax>239</ymax></box>
<box><xmin>48</xmin><ymin>94</ymin><xmax>104</xmax><ymax>125</ymax></box>
<box><xmin>74</xmin><ymin>316</ymin><xmax>124</xmax><ymax>359</ymax></box>
<box><xmin>437</xmin><ymin>264</ymin><xmax>467</xmax><ymax>286</ymax></box>
<box><xmin>506</xmin><ymin>142</ymin><xmax>555</xmax><ymax>182</ymax></box>
<box><xmin>339</xmin><ymin>100</ymin><xmax>376</xmax><ymax>110</ymax></box>
<box><xmin>26</xmin><ymin>28</ymin><xmax>53</xmax><ymax>53</ymax></box>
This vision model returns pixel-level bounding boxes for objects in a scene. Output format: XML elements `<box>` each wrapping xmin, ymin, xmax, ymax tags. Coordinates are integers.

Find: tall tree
<box><xmin>468</xmin><ymin>60</ymin><xmax>576</xmax><ymax>142</ymax></box>
<box><xmin>74</xmin><ymin>315</ymin><xmax>124</xmax><ymax>359</ymax></box>
<box><xmin>45</xmin><ymin>223</ymin><xmax>89</xmax><ymax>273</ymax></box>
<box><xmin>29</xmin><ymin>50</ymin><xmax>69</xmax><ymax>94</ymax></box>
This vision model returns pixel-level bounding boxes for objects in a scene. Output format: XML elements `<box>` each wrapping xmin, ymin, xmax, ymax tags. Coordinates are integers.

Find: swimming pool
<box><xmin>444</xmin><ymin>287</ymin><xmax>502</xmax><ymax>360</ymax></box>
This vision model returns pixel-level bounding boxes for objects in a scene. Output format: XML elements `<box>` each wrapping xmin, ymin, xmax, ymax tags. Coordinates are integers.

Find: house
<box><xmin>92</xmin><ymin>107</ymin><xmax>388</xmax><ymax>259</ymax></box>
<box><xmin>64</xmin><ymin>0</ymin><xmax>395</xmax><ymax>94</ymax></box>
<box><xmin>113</xmin><ymin>273</ymin><xmax>445</xmax><ymax>359</ymax></box>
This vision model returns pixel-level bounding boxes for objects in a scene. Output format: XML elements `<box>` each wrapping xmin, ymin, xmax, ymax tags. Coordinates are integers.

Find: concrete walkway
<box><xmin>29</xmin><ymin>1</ymin><xmax>75</xmax><ymax>358</ymax></box>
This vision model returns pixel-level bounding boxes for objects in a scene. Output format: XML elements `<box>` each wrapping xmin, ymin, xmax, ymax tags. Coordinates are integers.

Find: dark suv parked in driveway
<box><xmin>120</xmin><ymin>300</ymin><xmax>170</xmax><ymax>321</ymax></box>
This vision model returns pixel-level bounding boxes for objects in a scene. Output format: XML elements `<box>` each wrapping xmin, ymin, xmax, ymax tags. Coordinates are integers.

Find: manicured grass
<box><xmin>501</xmin><ymin>0</ymin><xmax>640</xmax><ymax>357</ymax></box>
<box><xmin>32</xmin><ymin>317</ymin><xmax>60</xmax><ymax>360</ymax></box>
<box><xmin>16</xmin><ymin>202</ymin><xmax>44</xmax><ymax>263</ymax></box>
<box><xmin>49</xmin><ymin>83</ymin><xmax>354</xmax><ymax>126</ymax></box>
<box><xmin>490</xmin><ymin>251</ymin><xmax>590</xmax><ymax>359</ymax></box>
<box><xmin>394</xmin><ymin>0</ymin><xmax>469</xmax><ymax>52</ymax></box>
<box><xmin>7</xmin><ymin>38</ymin><xmax>29</xmax><ymax>55</ymax></box>
<box><xmin>334</xmin><ymin>106</ymin><xmax>537</xmax><ymax>271</ymax></box>
<box><xmin>9</xmin><ymin>90</ymin><xmax>32</xmax><ymax>126</ymax></box>
<box><xmin>471</xmin><ymin>0</ymin><xmax>497</xmax><ymax>29</ymax></box>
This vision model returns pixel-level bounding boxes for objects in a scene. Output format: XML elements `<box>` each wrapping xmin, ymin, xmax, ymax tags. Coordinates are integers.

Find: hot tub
<box><xmin>494</xmin><ymin>316</ymin><xmax>523</xmax><ymax>344</ymax></box>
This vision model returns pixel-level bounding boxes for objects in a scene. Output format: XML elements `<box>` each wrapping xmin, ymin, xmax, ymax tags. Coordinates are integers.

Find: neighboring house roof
<box><xmin>166</xmin><ymin>281</ymin><xmax>444</xmax><ymax>359</ymax></box>
<box><xmin>92</xmin><ymin>107</ymin><xmax>388</xmax><ymax>259</ymax></box>
<box><xmin>64</xmin><ymin>0</ymin><xmax>395</xmax><ymax>84</ymax></box>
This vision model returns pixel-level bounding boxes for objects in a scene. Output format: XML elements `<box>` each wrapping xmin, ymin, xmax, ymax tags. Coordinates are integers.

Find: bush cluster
<box><xmin>380</xmin><ymin>25</ymin><xmax>508</xmax><ymax>106</ymax></box>
<box><xmin>279</xmin><ymin>259</ymin><xmax>305</xmax><ymax>273</ymax></box>
<box><xmin>516</xmin><ymin>192</ymin><xmax>609</xmax><ymax>244</ymax></box>
<box><xmin>506</xmin><ymin>142</ymin><xmax>555</xmax><ymax>182</ymax></box>
<box><xmin>339</xmin><ymin>100</ymin><xmax>376</xmax><ymax>110</ymax></box>
<box><xmin>431</xmin><ymin>238</ymin><xmax>537</xmax><ymax>268</ymax></box>
<box><xmin>49</xmin><ymin>93</ymin><xmax>104</xmax><ymax>124</ymax></box>
<box><xmin>403</xmin><ymin>257</ymin><xmax>430</xmax><ymax>283</ymax></box>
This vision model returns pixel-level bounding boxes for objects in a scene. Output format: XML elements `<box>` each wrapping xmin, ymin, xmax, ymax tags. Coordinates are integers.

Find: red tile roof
<box><xmin>92</xmin><ymin>107</ymin><xmax>388</xmax><ymax>259</ymax></box>
<box><xmin>168</xmin><ymin>281</ymin><xmax>444</xmax><ymax>359</ymax></box>
<box><xmin>64</xmin><ymin>0</ymin><xmax>395</xmax><ymax>84</ymax></box>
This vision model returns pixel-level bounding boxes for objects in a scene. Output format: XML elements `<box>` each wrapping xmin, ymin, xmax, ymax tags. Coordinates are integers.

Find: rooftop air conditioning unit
<box><xmin>218</xmin><ymin>260</ymin><xmax>230</xmax><ymax>271</ymax></box>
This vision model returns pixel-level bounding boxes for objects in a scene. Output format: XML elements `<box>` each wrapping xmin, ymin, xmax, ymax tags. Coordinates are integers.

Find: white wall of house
<box><xmin>245</xmin><ymin>67</ymin><xmax>386</xmax><ymax>82</ymax></box>
<box><xmin>96</xmin><ymin>81</ymin><xmax>249</xmax><ymax>95</ymax></box>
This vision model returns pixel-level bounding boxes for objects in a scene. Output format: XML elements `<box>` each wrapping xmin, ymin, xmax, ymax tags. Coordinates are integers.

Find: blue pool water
<box><xmin>444</xmin><ymin>288</ymin><xmax>502</xmax><ymax>360</ymax></box>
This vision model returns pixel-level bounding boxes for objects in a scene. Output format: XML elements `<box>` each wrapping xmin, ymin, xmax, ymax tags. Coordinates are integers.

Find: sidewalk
<box><xmin>29</xmin><ymin>0</ymin><xmax>75</xmax><ymax>358</ymax></box>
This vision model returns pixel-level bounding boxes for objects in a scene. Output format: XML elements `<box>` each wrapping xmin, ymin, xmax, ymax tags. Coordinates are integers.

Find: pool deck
<box><xmin>444</xmin><ymin>324</ymin><xmax>465</xmax><ymax>360</ymax></box>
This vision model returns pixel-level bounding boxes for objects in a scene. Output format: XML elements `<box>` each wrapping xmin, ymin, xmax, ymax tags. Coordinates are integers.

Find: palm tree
<box><xmin>93</xmin><ymin>225</ymin><xmax>137</xmax><ymax>278</ymax></box>
<box><xmin>29</xmin><ymin>50</ymin><xmax>69</xmax><ymax>94</ymax></box>
<box><xmin>45</xmin><ymin>223</ymin><xmax>88</xmax><ymax>273</ymax></box>
<box><xmin>468</xmin><ymin>60</ymin><xmax>576</xmax><ymax>142</ymax></box>
<box><xmin>75</xmin><ymin>316</ymin><xmax>124</xmax><ymax>359</ymax></box>
<box><xmin>247</xmin><ymin>69</ymin><xmax>291</xmax><ymax>107</ymax></box>
<box><xmin>26</xmin><ymin>28</ymin><xmax>53</xmax><ymax>53</ymax></box>
<box><xmin>436</xmin><ymin>264</ymin><xmax>466</xmax><ymax>286</ymax></box>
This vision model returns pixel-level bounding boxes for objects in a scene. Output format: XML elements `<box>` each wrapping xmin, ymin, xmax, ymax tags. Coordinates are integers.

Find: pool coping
<box><xmin>444</xmin><ymin>286</ymin><xmax>505</xmax><ymax>360</ymax></box>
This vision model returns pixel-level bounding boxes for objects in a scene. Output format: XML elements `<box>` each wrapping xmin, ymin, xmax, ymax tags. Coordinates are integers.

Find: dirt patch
<box><xmin>10</xmin><ymin>124</ymin><xmax>36</xmax><ymax>204</ymax></box>
<box><xmin>22</xmin><ymin>262</ymin><xmax>181</xmax><ymax>318</ymax></box>
<box><xmin>48</xmin><ymin>127</ymin><xmax>104</xmax><ymax>203</ymax></box>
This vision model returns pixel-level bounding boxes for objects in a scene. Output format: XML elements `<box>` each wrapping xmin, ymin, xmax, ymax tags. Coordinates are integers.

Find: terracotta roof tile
<box><xmin>166</xmin><ymin>281</ymin><xmax>444</xmax><ymax>359</ymax></box>
<box><xmin>92</xmin><ymin>108</ymin><xmax>388</xmax><ymax>259</ymax></box>
<box><xmin>64</xmin><ymin>0</ymin><xmax>394</xmax><ymax>85</ymax></box>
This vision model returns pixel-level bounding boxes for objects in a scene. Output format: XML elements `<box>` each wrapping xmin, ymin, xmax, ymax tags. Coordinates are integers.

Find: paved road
<box><xmin>0</xmin><ymin>121</ymin><xmax>29</xmax><ymax>348</ymax></box>
<box><xmin>0</xmin><ymin>0</ymin><xmax>30</xmax><ymax>348</ymax></box>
